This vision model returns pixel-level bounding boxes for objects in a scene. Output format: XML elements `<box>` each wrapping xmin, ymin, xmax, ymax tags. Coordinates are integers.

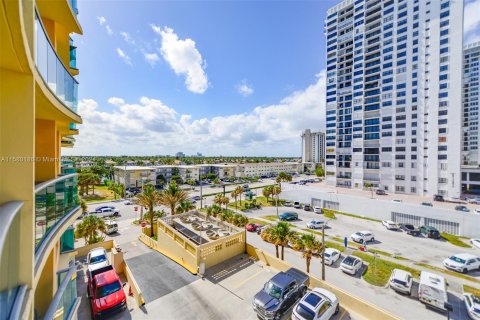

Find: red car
<box><xmin>87</xmin><ymin>265</ymin><xmax>127</xmax><ymax>319</ymax></box>
<box><xmin>246</xmin><ymin>223</ymin><xmax>263</xmax><ymax>232</ymax></box>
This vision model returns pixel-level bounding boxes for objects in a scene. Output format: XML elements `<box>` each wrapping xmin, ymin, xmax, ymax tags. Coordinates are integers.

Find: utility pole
<box><xmin>322</xmin><ymin>223</ymin><xmax>326</xmax><ymax>281</ymax></box>
<box><xmin>200</xmin><ymin>176</ymin><xmax>203</xmax><ymax>209</ymax></box>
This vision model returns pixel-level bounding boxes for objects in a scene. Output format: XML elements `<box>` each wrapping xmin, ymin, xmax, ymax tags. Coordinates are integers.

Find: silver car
<box><xmin>306</xmin><ymin>220</ymin><xmax>325</xmax><ymax>229</ymax></box>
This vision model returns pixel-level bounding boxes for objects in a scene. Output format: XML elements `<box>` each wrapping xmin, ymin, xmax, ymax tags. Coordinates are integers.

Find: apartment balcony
<box><xmin>34</xmin><ymin>174</ymin><xmax>80</xmax><ymax>275</ymax></box>
<box><xmin>337</xmin><ymin>32</ymin><xmax>353</xmax><ymax>43</ymax></box>
<box><xmin>35</xmin><ymin>10</ymin><xmax>79</xmax><ymax>114</ymax></box>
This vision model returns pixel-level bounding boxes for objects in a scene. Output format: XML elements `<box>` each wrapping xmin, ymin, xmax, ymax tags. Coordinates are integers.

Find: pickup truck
<box><xmin>253</xmin><ymin>268</ymin><xmax>309</xmax><ymax>320</ymax></box>
<box><xmin>87</xmin><ymin>265</ymin><xmax>127</xmax><ymax>319</ymax></box>
<box><xmin>91</xmin><ymin>207</ymin><xmax>120</xmax><ymax>218</ymax></box>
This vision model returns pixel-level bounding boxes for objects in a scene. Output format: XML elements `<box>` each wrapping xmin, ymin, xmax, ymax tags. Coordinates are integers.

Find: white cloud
<box><xmin>151</xmin><ymin>25</ymin><xmax>209</xmax><ymax>94</ymax></box>
<box><xmin>97</xmin><ymin>16</ymin><xmax>113</xmax><ymax>35</ymax></box>
<box><xmin>120</xmin><ymin>32</ymin><xmax>135</xmax><ymax>45</ymax></box>
<box><xmin>144</xmin><ymin>52</ymin><xmax>160</xmax><ymax>67</ymax></box>
<box><xmin>236</xmin><ymin>80</ymin><xmax>254</xmax><ymax>97</ymax></box>
<box><xmin>64</xmin><ymin>71</ymin><xmax>326</xmax><ymax>156</ymax></box>
<box><xmin>465</xmin><ymin>0</ymin><xmax>480</xmax><ymax>43</ymax></box>
<box><xmin>116</xmin><ymin>48</ymin><xmax>132</xmax><ymax>65</ymax></box>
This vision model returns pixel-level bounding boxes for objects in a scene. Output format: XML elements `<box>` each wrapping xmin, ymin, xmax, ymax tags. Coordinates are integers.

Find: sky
<box><xmin>65</xmin><ymin>0</ymin><xmax>480</xmax><ymax>157</ymax></box>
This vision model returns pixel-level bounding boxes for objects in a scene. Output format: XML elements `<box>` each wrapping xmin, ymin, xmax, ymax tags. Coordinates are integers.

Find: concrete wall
<box><xmin>246</xmin><ymin>245</ymin><xmax>400</xmax><ymax>320</ymax></box>
<box><xmin>281</xmin><ymin>185</ymin><xmax>480</xmax><ymax>237</ymax></box>
<box><xmin>199</xmin><ymin>233</ymin><xmax>245</xmax><ymax>269</ymax></box>
<box><xmin>75</xmin><ymin>239</ymin><xmax>114</xmax><ymax>257</ymax></box>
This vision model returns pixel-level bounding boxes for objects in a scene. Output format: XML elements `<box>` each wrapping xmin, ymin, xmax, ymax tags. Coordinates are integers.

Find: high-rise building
<box><xmin>1</xmin><ymin>0</ymin><xmax>83</xmax><ymax>318</ymax></box>
<box><xmin>324</xmin><ymin>0</ymin><xmax>463</xmax><ymax>197</ymax></box>
<box><xmin>461</xmin><ymin>42</ymin><xmax>480</xmax><ymax>193</ymax></box>
<box><xmin>301</xmin><ymin>129</ymin><xmax>326</xmax><ymax>163</ymax></box>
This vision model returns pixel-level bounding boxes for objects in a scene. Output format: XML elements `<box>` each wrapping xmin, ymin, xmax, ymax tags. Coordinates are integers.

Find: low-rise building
<box><xmin>113</xmin><ymin>166</ymin><xmax>156</xmax><ymax>188</ymax></box>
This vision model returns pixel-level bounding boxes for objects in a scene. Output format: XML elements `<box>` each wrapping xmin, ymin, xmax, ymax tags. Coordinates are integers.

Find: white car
<box><xmin>350</xmin><ymin>231</ymin><xmax>375</xmax><ymax>244</ymax></box>
<box><xmin>306</xmin><ymin>220</ymin><xmax>325</xmax><ymax>229</ymax></box>
<box><xmin>471</xmin><ymin>239</ymin><xmax>480</xmax><ymax>249</ymax></box>
<box><xmin>474</xmin><ymin>209</ymin><xmax>480</xmax><ymax>215</ymax></box>
<box><xmin>86</xmin><ymin>248</ymin><xmax>109</xmax><ymax>273</ymax></box>
<box><xmin>389</xmin><ymin>269</ymin><xmax>413</xmax><ymax>295</ymax></box>
<box><xmin>104</xmin><ymin>220</ymin><xmax>118</xmax><ymax>235</ymax></box>
<box><xmin>468</xmin><ymin>198</ymin><xmax>480</xmax><ymax>204</ymax></box>
<box><xmin>464</xmin><ymin>293</ymin><xmax>480</xmax><ymax>320</ymax></box>
<box><xmin>340</xmin><ymin>255</ymin><xmax>363</xmax><ymax>275</ymax></box>
<box><xmin>313</xmin><ymin>206</ymin><xmax>323</xmax><ymax>214</ymax></box>
<box><xmin>443</xmin><ymin>253</ymin><xmax>480</xmax><ymax>273</ymax></box>
<box><xmin>92</xmin><ymin>207</ymin><xmax>120</xmax><ymax>218</ymax></box>
<box><xmin>323</xmin><ymin>248</ymin><xmax>341</xmax><ymax>266</ymax></box>
<box><xmin>124</xmin><ymin>200</ymin><xmax>132</xmax><ymax>205</ymax></box>
<box><xmin>382</xmin><ymin>220</ymin><xmax>399</xmax><ymax>230</ymax></box>
<box><xmin>292</xmin><ymin>288</ymin><xmax>340</xmax><ymax>320</ymax></box>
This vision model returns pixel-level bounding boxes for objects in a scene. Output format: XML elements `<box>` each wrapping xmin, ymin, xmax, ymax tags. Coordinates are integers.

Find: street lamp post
<box><xmin>321</xmin><ymin>217</ymin><xmax>334</xmax><ymax>281</ymax></box>
<box><xmin>200</xmin><ymin>176</ymin><xmax>203</xmax><ymax>209</ymax></box>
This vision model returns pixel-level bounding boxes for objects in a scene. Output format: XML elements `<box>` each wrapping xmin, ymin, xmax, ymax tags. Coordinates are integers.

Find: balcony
<box><xmin>35</xmin><ymin>10</ymin><xmax>78</xmax><ymax>114</ymax></box>
<box><xmin>34</xmin><ymin>174</ymin><xmax>80</xmax><ymax>274</ymax></box>
<box><xmin>43</xmin><ymin>263</ymin><xmax>80</xmax><ymax>320</ymax></box>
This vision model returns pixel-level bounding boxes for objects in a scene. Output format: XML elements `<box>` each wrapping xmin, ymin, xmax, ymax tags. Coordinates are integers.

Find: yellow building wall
<box><xmin>34</xmin><ymin>247</ymin><xmax>56</xmax><ymax>317</ymax></box>
<box><xmin>35</xmin><ymin>119</ymin><xmax>59</xmax><ymax>182</ymax></box>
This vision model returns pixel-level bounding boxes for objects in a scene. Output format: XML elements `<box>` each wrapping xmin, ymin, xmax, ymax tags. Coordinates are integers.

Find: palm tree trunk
<box><xmin>276</xmin><ymin>195</ymin><xmax>279</xmax><ymax>217</ymax></box>
<box><xmin>281</xmin><ymin>246</ymin><xmax>284</xmax><ymax>260</ymax></box>
<box><xmin>275</xmin><ymin>245</ymin><xmax>279</xmax><ymax>258</ymax></box>
<box><xmin>170</xmin><ymin>204</ymin><xmax>175</xmax><ymax>215</ymax></box>
<box><xmin>150</xmin><ymin>208</ymin><xmax>154</xmax><ymax>237</ymax></box>
<box><xmin>306</xmin><ymin>257</ymin><xmax>310</xmax><ymax>273</ymax></box>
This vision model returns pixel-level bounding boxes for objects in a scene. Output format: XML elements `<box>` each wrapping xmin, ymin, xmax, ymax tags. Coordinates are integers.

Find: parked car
<box><xmin>87</xmin><ymin>248</ymin><xmax>110</xmax><ymax>273</ymax></box>
<box><xmin>92</xmin><ymin>208</ymin><xmax>120</xmax><ymax>218</ymax></box>
<box><xmin>340</xmin><ymin>256</ymin><xmax>363</xmax><ymax>275</ymax></box>
<box><xmin>418</xmin><ymin>271</ymin><xmax>448</xmax><ymax>311</ymax></box>
<box><xmin>104</xmin><ymin>220</ymin><xmax>118</xmax><ymax>235</ymax></box>
<box><xmin>292</xmin><ymin>288</ymin><xmax>340</xmax><ymax>320</ymax></box>
<box><xmin>376</xmin><ymin>189</ymin><xmax>386</xmax><ymax>195</ymax></box>
<box><xmin>350</xmin><ymin>231</ymin><xmax>375</xmax><ymax>244</ymax></box>
<box><xmin>306</xmin><ymin>220</ymin><xmax>325</xmax><ymax>230</ymax></box>
<box><xmin>471</xmin><ymin>238</ymin><xmax>480</xmax><ymax>249</ymax></box>
<box><xmin>455</xmin><ymin>205</ymin><xmax>470</xmax><ymax>213</ymax></box>
<box><xmin>399</xmin><ymin>224</ymin><xmax>420</xmax><ymax>236</ymax></box>
<box><xmin>294</xmin><ymin>202</ymin><xmax>302</xmax><ymax>209</ymax></box>
<box><xmin>392</xmin><ymin>199</ymin><xmax>402</xmax><ymax>203</ymax></box>
<box><xmin>257</xmin><ymin>225</ymin><xmax>270</xmax><ymax>235</ymax></box>
<box><xmin>323</xmin><ymin>248</ymin><xmax>341</xmax><ymax>266</ymax></box>
<box><xmin>474</xmin><ymin>208</ymin><xmax>480</xmax><ymax>215</ymax></box>
<box><xmin>443</xmin><ymin>253</ymin><xmax>480</xmax><ymax>273</ymax></box>
<box><xmin>95</xmin><ymin>205</ymin><xmax>115</xmax><ymax>212</ymax></box>
<box><xmin>191</xmin><ymin>195</ymin><xmax>201</xmax><ymax>201</ymax></box>
<box><xmin>87</xmin><ymin>265</ymin><xmax>127</xmax><ymax>319</ymax></box>
<box><xmin>419</xmin><ymin>226</ymin><xmax>441</xmax><ymax>239</ymax></box>
<box><xmin>303</xmin><ymin>204</ymin><xmax>312</xmax><ymax>211</ymax></box>
<box><xmin>468</xmin><ymin>198</ymin><xmax>480</xmax><ymax>204</ymax></box>
<box><xmin>253</xmin><ymin>268</ymin><xmax>309</xmax><ymax>320</ymax></box>
<box><xmin>313</xmin><ymin>206</ymin><xmax>323</xmax><ymax>214</ymax></box>
<box><xmin>464</xmin><ymin>293</ymin><xmax>480</xmax><ymax>320</ymax></box>
<box><xmin>433</xmin><ymin>194</ymin><xmax>445</xmax><ymax>202</ymax></box>
<box><xmin>246</xmin><ymin>223</ymin><xmax>263</xmax><ymax>232</ymax></box>
<box><xmin>124</xmin><ymin>200</ymin><xmax>132</xmax><ymax>205</ymax></box>
<box><xmin>284</xmin><ymin>201</ymin><xmax>293</xmax><ymax>207</ymax></box>
<box><xmin>279</xmin><ymin>212</ymin><xmax>298</xmax><ymax>221</ymax></box>
<box><xmin>389</xmin><ymin>269</ymin><xmax>413</xmax><ymax>295</ymax></box>
<box><xmin>382</xmin><ymin>220</ymin><xmax>399</xmax><ymax>230</ymax></box>
<box><xmin>421</xmin><ymin>202</ymin><xmax>433</xmax><ymax>207</ymax></box>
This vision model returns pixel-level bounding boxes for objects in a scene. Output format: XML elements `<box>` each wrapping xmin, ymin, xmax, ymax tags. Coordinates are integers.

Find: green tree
<box><xmin>261</xmin><ymin>226</ymin><xmax>280</xmax><ymax>258</ymax></box>
<box><xmin>75</xmin><ymin>215</ymin><xmax>106</xmax><ymax>245</ymax></box>
<box><xmin>276</xmin><ymin>172</ymin><xmax>292</xmax><ymax>184</ymax></box>
<box><xmin>275</xmin><ymin>222</ymin><xmax>294</xmax><ymax>260</ymax></box>
<box><xmin>300</xmin><ymin>233</ymin><xmax>322</xmax><ymax>273</ymax></box>
<box><xmin>364</xmin><ymin>182</ymin><xmax>374</xmax><ymax>199</ymax></box>
<box><xmin>315</xmin><ymin>166</ymin><xmax>325</xmax><ymax>178</ymax></box>
<box><xmin>230</xmin><ymin>188</ymin><xmax>242</xmax><ymax>210</ymax></box>
<box><xmin>80</xmin><ymin>199</ymin><xmax>88</xmax><ymax>215</ymax></box>
<box><xmin>158</xmin><ymin>182</ymin><xmax>189</xmax><ymax>216</ymax></box>
<box><xmin>136</xmin><ymin>185</ymin><xmax>160</xmax><ymax>236</ymax></box>
<box><xmin>176</xmin><ymin>200</ymin><xmax>196</xmax><ymax>214</ymax></box>
<box><xmin>271</xmin><ymin>185</ymin><xmax>282</xmax><ymax>217</ymax></box>
<box><xmin>170</xmin><ymin>175</ymin><xmax>183</xmax><ymax>185</ymax></box>
<box><xmin>263</xmin><ymin>186</ymin><xmax>273</xmax><ymax>203</ymax></box>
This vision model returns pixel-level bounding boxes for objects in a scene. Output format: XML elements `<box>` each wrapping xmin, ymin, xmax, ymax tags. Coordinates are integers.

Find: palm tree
<box><xmin>221</xmin><ymin>196</ymin><xmax>230</xmax><ymax>210</ymax></box>
<box><xmin>136</xmin><ymin>184</ymin><xmax>160</xmax><ymax>236</ymax></box>
<box><xmin>275</xmin><ymin>222</ymin><xmax>293</xmax><ymax>260</ymax></box>
<box><xmin>261</xmin><ymin>227</ymin><xmax>280</xmax><ymax>258</ymax></box>
<box><xmin>158</xmin><ymin>182</ymin><xmax>189</xmax><ymax>216</ymax></box>
<box><xmin>176</xmin><ymin>199</ymin><xmax>196</xmax><ymax>214</ymax></box>
<box><xmin>213</xmin><ymin>194</ymin><xmax>224</xmax><ymax>209</ymax></box>
<box><xmin>230</xmin><ymin>188</ymin><xmax>241</xmax><ymax>210</ymax></box>
<box><xmin>75</xmin><ymin>215</ymin><xmax>106</xmax><ymax>245</ymax></box>
<box><xmin>80</xmin><ymin>199</ymin><xmax>88</xmax><ymax>216</ymax></box>
<box><xmin>300</xmin><ymin>233</ymin><xmax>322</xmax><ymax>273</ymax></box>
<box><xmin>276</xmin><ymin>172</ymin><xmax>292</xmax><ymax>184</ymax></box>
<box><xmin>271</xmin><ymin>185</ymin><xmax>282</xmax><ymax>217</ymax></box>
<box><xmin>364</xmin><ymin>182</ymin><xmax>374</xmax><ymax>198</ymax></box>
<box><xmin>263</xmin><ymin>186</ymin><xmax>273</xmax><ymax>203</ymax></box>
<box><xmin>235</xmin><ymin>186</ymin><xmax>243</xmax><ymax>205</ymax></box>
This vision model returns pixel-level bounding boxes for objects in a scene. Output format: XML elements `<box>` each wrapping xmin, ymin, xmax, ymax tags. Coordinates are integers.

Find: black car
<box><xmin>433</xmin><ymin>194</ymin><xmax>445</xmax><ymax>202</ymax></box>
<box><xmin>376</xmin><ymin>189</ymin><xmax>387</xmax><ymax>195</ymax></box>
<box><xmin>399</xmin><ymin>224</ymin><xmax>420</xmax><ymax>236</ymax></box>
<box><xmin>419</xmin><ymin>226</ymin><xmax>441</xmax><ymax>239</ymax></box>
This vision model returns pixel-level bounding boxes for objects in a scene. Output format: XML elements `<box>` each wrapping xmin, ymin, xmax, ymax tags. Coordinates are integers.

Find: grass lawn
<box><xmin>321</xmin><ymin>209</ymin><xmax>337</xmax><ymax>219</ymax></box>
<box><xmin>229</xmin><ymin>196</ymin><xmax>285</xmax><ymax>210</ymax></box>
<box><xmin>415</xmin><ymin>263</ymin><xmax>480</xmax><ymax>284</ymax></box>
<box><xmin>261</xmin><ymin>215</ymin><xmax>279</xmax><ymax>222</ymax></box>
<box><xmin>441</xmin><ymin>232</ymin><xmax>471</xmax><ymax>248</ymax></box>
<box><xmin>82</xmin><ymin>185</ymin><xmax>116</xmax><ymax>203</ymax></box>
<box><xmin>464</xmin><ymin>285</ymin><xmax>480</xmax><ymax>295</ymax></box>
<box><xmin>353</xmin><ymin>251</ymin><xmax>420</xmax><ymax>287</ymax></box>
<box><xmin>248</xmin><ymin>218</ymin><xmax>270</xmax><ymax>226</ymax></box>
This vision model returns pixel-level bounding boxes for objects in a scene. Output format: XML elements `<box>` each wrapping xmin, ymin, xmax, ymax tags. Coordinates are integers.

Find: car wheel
<box><xmin>463</xmin><ymin>268</ymin><xmax>468</xmax><ymax>274</ymax></box>
<box><xmin>334</xmin><ymin>304</ymin><xmax>340</xmax><ymax>315</ymax></box>
<box><xmin>371</xmin><ymin>237</ymin><xmax>375</xmax><ymax>242</ymax></box>
<box><xmin>360</xmin><ymin>239</ymin><xmax>364</xmax><ymax>244</ymax></box>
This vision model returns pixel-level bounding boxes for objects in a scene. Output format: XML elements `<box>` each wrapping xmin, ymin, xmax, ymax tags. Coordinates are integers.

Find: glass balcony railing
<box><xmin>70</xmin><ymin>0</ymin><xmax>78</xmax><ymax>15</ymax></box>
<box><xmin>34</xmin><ymin>174</ymin><xmax>79</xmax><ymax>253</ymax></box>
<box><xmin>69</xmin><ymin>38</ymin><xmax>77</xmax><ymax>69</ymax></box>
<box><xmin>43</xmin><ymin>263</ymin><xmax>79</xmax><ymax>320</ymax></box>
<box><xmin>35</xmin><ymin>10</ymin><xmax>78</xmax><ymax>113</ymax></box>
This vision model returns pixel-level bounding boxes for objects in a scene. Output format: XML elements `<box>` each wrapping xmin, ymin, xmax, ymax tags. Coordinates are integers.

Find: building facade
<box><xmin>1</xmin><ymin>0</ymin><xmax>83</xmax><ymax>318</ymax></box>
<box><xmin>301</xmin><ymin>129</ymin><xmax>326</xmax><ymax>163</ymax></box>
<box><xmin>324</xmin><ymin>0</ymin><xmax>463</xmax><ymax>197</ymax></box>
<box><xmin>462</xmin><ymin>42</ymin><xmax>480</xmax><ymax>193</ymax></box>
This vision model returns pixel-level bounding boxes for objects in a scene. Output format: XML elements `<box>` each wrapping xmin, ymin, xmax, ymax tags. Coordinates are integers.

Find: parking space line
<box><xmin>232</xmin><ymin>268</ymin><xmax>265</xmax><ymax>289</ymax></box>
<box><xmin>339</xmin><ymin>308</ymin><xmax>347</xmax><ymax>319</ymax></box>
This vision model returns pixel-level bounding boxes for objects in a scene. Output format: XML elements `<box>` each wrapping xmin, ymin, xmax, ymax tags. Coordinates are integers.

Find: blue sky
<box><xmin>66</xmin><ymin>0</ymin><xmax>480</xmax><ymax>157</ymax></box>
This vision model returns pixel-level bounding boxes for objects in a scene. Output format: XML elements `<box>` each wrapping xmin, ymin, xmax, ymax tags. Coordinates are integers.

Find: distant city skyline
<box><xmin>64</xmin><ymin>0</ymin><xmax>480</xmax><ymax>157</ymax></box>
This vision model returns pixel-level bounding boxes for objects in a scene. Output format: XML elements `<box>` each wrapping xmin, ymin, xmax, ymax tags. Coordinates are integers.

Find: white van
<box><xmin>418</xmin><ymin>271</ymin><xmax>448</xmax><ymax>310</ymax></box>
<box><xmin>104</xmin><ymin>220</ymin><xmax>118</xmax><ymax>235</ymax></box>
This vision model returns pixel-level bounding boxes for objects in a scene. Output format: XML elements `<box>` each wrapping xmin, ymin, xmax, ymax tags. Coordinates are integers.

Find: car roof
<box><xmin>325</xmin><ymin>248</ymin><xmax>339</xmax><ymax>254</ymax></box>
<box><xmin>270</xmin><ymin>272</ymin><xmax>294</xmax><ymax>288</ymax></box>
<box><xmin>300</xmin><ymin>291</ymin><xmax>325</xmax><ymax>310</ymax></box>
<box><xmin>419</xmin><ymin>271</ymin><xmax>445</xmax><ymax>289</ymax></box>
<box><xmin>343</xmin><ymin>255</ymin><xmax>359</xmax><ymax>262</ymax></box>
<box><xmin>452</xmin><ymin>253</ymin><xmax>478</xmax><ymax>259</ymax></box>
<box><xmin>359</xmin><ymin>230</ymin><xmax>372</xmax><ymax>233</ymax></box>
<box><xmin>95</xmin><ymin>269</ymin><xmax>120</xmax><ymax>286</ymax></box>
<box><xmin>392</xmin><ymin>268</ymin><xmax>411</xmax><ymax>281</ymax></box>
<box><xmin>310</xmin><ymin>220</ymin><xmax>323</xmax><ymax>223</ymax></box>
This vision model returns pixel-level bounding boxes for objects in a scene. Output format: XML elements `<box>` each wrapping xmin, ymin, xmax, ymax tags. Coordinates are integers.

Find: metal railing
<box><xmin>43</xmin><ymin>263</ymin><xmax>80</xmax><ymax>320</ymax></box>
<box><xmin>34</xmin><ymin>9</ymin><xmax>78</xmax><ymax>113</ymax></box>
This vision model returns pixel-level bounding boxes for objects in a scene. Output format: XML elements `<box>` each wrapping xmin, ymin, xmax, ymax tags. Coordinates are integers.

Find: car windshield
<box><xmin>449</xmin><ymin>256</ymin><xmax>466</xmax><ymax>264</ymax></box>
<box><xmin>325</xmin><ymin>252</ymin><xmax>331</xmax><ymax>258</ymax></box>
<box><xmin>405</xmin><ymin>225</ymin><xmax>414</xmax><ymax>229</ymax></box>
<box><xmin>295</xmin><ymin>303</ymin><xmax>315</xmax><ymax>320</ymax></box>
<box><xmin>264</xmin><ymin>282</ymin><xmax>282</xmax><ymax>299</ymax></box>
<box><xmin>354</xmin><ymin>232</ymin><xmax>363</xmax><ymax>236</ymax></box>
<box><xmin>343</xmin><ymin>257</ymin><xmax>355</xmax><ymax>266</ymax></box>
<box><xmin>393</xmin><ymin>279</ymin><xmax>407</xmax><ymax>287</ymax></box>
<box><xmin>96</xmin><ymin>281</ymin><xmax>121</xmax><ymax>298</ymax></box>
<box><xmin>90</xmin><ymin>255</ymin><xmax>107</xmax><ymax>264</ymax></box>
